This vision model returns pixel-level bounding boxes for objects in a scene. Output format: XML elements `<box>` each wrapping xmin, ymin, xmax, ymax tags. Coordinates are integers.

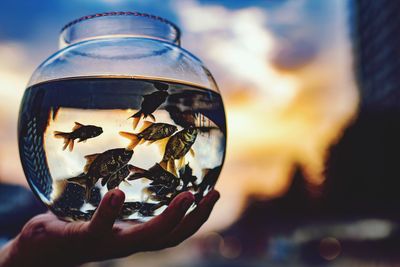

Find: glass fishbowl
<box><xmin>18</xmin><ymin>12</ymin><xmax>226</xmax><ymax>222</ymax></box>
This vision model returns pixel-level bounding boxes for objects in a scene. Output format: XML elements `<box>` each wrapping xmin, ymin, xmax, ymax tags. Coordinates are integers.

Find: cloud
<box><xmin>174</xmin><ymin>0</ymin><xmax>358</xmax><ymax>231</ymax></box>
<box><xmin>175</xmin><ymin>0</ymin><xmax>299</xmax><ymax>107</ymax></box>
<box><xmin>0</xmin><ymin>42</ymin><xmax>32</xmax><ymax>185</ymax></box>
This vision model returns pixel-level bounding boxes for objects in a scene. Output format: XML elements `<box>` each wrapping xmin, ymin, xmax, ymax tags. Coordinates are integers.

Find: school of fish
<box><xmin>53</xmin><ymin>81</ymin><xmax>222</xmax><ymax>219</ymax></box>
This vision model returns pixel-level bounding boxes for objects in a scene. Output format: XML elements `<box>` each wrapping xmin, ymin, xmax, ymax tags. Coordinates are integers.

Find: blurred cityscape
<box><xmin>1</xmin><ymin>0</ymin><xmax>400</xmax><ymax>266</ymax></box>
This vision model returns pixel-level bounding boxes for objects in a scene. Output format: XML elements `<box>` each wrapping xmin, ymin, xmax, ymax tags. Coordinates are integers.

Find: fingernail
<box><xmin>110</xmin><ymin>193</ymin><xmax>121</xmax><ymax>208</ymax></box>
<box><xmin>181</xmin><ymin>196</ymin><xmax>194</xmax><ymax>211</ymax></box>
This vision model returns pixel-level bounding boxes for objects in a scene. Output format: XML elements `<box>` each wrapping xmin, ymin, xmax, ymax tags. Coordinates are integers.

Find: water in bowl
<box><xmin>18</xmin><ymin>76</ymin><xmax>226</xmax><ymax>222</ymax></box>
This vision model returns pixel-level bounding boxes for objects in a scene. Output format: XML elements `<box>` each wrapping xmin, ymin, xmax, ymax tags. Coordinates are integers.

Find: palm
<box><xmin>12</xmin><ymin>189</ymin><xmax>219</xmax><ymax>267</ymax></box>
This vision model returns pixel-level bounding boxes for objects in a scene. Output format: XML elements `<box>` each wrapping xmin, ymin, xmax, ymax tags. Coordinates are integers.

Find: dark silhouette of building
<box><xmin>352</xmin><ymin>0</ymin><xmax>400</xmax><ymax>108</ymax></box>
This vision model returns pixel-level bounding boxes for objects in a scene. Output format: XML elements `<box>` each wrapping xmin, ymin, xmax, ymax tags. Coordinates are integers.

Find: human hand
<box><xmin>0</xmin><ymin>189</ymin><xmax>220</xmax><ymax>267</ymax></box>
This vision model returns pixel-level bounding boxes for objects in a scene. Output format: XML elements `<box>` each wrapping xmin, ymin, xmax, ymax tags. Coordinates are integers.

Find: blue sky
<box><xmin>0</xmin><ymin>0</ymin><xmax>342</xmax><ymax>68</ymax></box>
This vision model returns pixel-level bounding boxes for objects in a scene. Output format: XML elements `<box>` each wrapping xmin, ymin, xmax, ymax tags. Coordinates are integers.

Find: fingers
<box><xmin>87</xmin><ymin>189</ymin><xmax>125</xmax><ymax>237</ymax></box>
<box><xmin>120</xmin><ymin>191</ymin><xmax>194</xmax><ymax>249</ymax></box>
<box><xmin>162</xmin><ymin>190</ymin><xmax>220</xmax><ymax>248</ymax></box>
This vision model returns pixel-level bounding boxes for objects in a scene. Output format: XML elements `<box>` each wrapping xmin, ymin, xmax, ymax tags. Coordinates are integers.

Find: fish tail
<box><xmin>54</xmin><ymin>131</ymin><xmax>74</xmax><ymax>151</ymax></box>
<box><xmin>177</xmin><ymin>157</ymin><xmax>186</xmax><ymax>171</ymax></box>
<box><xmin>160</xmin><ymin>159</ymin><xmax>177</xmax><ymax>176</ymax></box>
<box><xmin>154</xmin><ymin>137</ymin><xmax>169</xmax><ymax>153</ymax></box>
<box><xmin>67</xmin><ymin>174</ymin><xmax>88</xmax><ymax>188</ymax></box>
<box><xmin>144</xmin><ymin>113</ymin><xmax>156</xmax><ymax>121</ymax></box>
<box><xmin>127</xmin><ymin>165</ymin><xmax>148</xmax><ymax>181</ymax></box>
<box><xmin>67</xmin><ymin>175</ymin><xmax>93</xmax><ymax>200</ymax></box>
<box><xmin>119</xmin><ymin>131</ymin><xmax>141</xmax><ymax>150</ymax></box>
<box><xmin>129</xmin><ymin>111</ymin><xmax>142</xmax><ymax>129</ymax></box>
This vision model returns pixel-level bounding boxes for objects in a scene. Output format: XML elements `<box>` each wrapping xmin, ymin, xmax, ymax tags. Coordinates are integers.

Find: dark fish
<box><xmin>129</xmin><ymin>90</ymin><xmax>169</xmax><ymax>129</ymax></box>
<box><xmin>165</xmin><ymin>105</ymin><xmax>198</xmax><ymax>128</ymax></box>
<box><xmin>160</xmin><ymin>126</ymin><xmax>198</xmax><ymax>175</ymax></box>
<box><xmin>54</xmin><ymin>122</ymin><xmax>103</xmax><ymax>151</ymax></box>
<box><xmin>153</xmin><ymin>81</ymin><xmax>169</xmax><ymax>91</ymax></box>
<box><xmin>138</xmin><ymin>202</ymin><xmax>165</xmax><ymax>216</ymax></box>
<box><xmin>119</xmin><ymin>201</ymin><xmax>165</xmax><ymax>217</ymax></box>
<box><xmin>119</xmin><ymin>122</ymin><xmax>177</xmax><ymax>150</ymax></box>
<box><xmin>127</xmin><ymin>163</ymin><xmax>179</xmax><ymax>186</ymax></box>
<box><xmin>128</xmin><ymin>163</ymin><xmax>180</xmax><ymax>200</ymax></box>
<box><xmin>128</xmin><ymin>163</ymin><xmax>179</xmax><ymax>188</ymax></box>
<box><xmin>119</xmin><ymin>201</ymin><xmax>143</xmax><ymax>218</ymax></box>
<box><xmin>179</xmin><ymin>163</ymin><xmax>198</xmax><ymax>191</ymax></box>
<box><xmin>67</xmin><ymin>148</ymin><xmax>133</xmax><ymax>199</ymax></box>
<box><xmin>197</xmin><ymin>166</ymin><xmax>222</xmax><ymax>199</ymax></box>
<box><xmin>106</xmin><ymin>164</ymin><xmax>134</xmax><ymax>190</ymax></box>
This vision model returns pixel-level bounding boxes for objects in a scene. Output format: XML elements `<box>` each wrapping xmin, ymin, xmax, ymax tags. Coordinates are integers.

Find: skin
<box><xmin>0</xmin><ymin>189</ymin><xmax>220</xmax><ymax>267</ymax></box>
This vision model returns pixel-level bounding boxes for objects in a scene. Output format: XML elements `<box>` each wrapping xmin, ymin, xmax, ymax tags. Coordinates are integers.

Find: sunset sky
<box><xmin>0</xmin><ymin>0</ymin><xmax>358</xmax><ymax>231</ymax></box>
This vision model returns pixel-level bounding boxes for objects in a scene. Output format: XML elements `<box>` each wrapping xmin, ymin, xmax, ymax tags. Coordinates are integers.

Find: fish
<box><xmin>165</xmin><ymin>105</ymin><xmax>198</xmax><ymax>128</ymax></box>
<box><xmin>67</xmin><ymin>148</ymin><xmax>133</xmax><ymax>199</ymax></box>
<box><xmin>127</xmin><ymin>163</ymin><xmax>181</xmax><ymax>199</ymax></box>
<box><xmin>54</xmin><ymin>122</ymin><xmax>103</xmax><ymax>151</ymax></box>
<box><xmin>106</xmin><ymin>164</ymin><xmax>134</xmax><ymax>190</ymax></box>
<box><xmin>129</xmin><ymin>90</ymin><xmax>169</xmax><ymax>129</ymax></box>
<box><xmin>159</xmin><ymin>126</ymin><xmax>198</xmax><ymax>175</ymax></box>
<box><xmin>153</xmin><ymin>81</ymin><xmax>169</xmax><ymax>91</ymax></box>
<box><xmin>179</xmin><ymin>163</ymin><xmax>198</xmax><ymax>191</ymax></box>
<box><xmin>197</xmin><ymin>166</ymin><xmax>222</xmax><ymax>201</ymax></box>
<box><xmin>119</xmin><ymin>201</ymin><xmax>143</xmax><ymax>218</ymax></box>
<box><xmin>128</xmin><ymin>163</ymin><xmax>180</xmax><ymax>189</ymax></box>
<box><xmin>119</xmin><ymin>122</ymin><xmax>177</xmax><ymax>150</ymax></box>
<box><xmin>119</xmin><ymin>201</ymin><xmax>166</xmax><ymax>217</ymax></box>
<box><xmin>138</xmin><ymin>202</ymin><xmax>165</xmax><ymax>216</ymax></box>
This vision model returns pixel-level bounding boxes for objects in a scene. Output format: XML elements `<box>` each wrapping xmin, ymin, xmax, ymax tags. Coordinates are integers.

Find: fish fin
<box><xmin>167</xmin><ymin>160</ymin><xmax>177</xmax><ymax>176</ymax></box>
<box><xmin>127</xmin><ymin>165</ymin><xmax>147</xmax><ymax>180</ymax></box>
<box><xmin>190</xmin><ymin>148</ymin><xmax>195</xmax><ymax>157</ymax></box>
<box><xmin>50</xmin><ymin>180</ymin><xmax>68</xmax><ymax>202</ymax></box>
<box><xmin>138</xmin><ymin>120</ymin><xmax>153</xmax><ymax>131</ymax></box>
<box><xmin>177</xmin><ymin>157</ymin><xmax>185</xmax><ymax>171</ymax></box>
<box><xmin>68</xmin><ymin>139</ymin><xmax>75</xmax><ymax>151</ymax></box>
<box><xmin>128</xmin><ymin>165</ymin><xmax>146</xmax><ymax>173</ymax></box>
<box><xmin>148</xmin><ymin>113</ymin><xmax>156</xmax><ymax>122</ymax></box>
<box><xmin>62</xmin><ymin>141</ymin><xmax>69</xmax><ymax>151</ymax></box>
<box><xmin>67</xmin><ymin>175</ymin><xmax>88</xmax><ymax>188</ymax></box>
<box><xmin>54</xmin><ymin>131</ymin><xmax>73</xmax><ymax>151</ymax></box>
<box><xmin>52</xmin><ymin>107</ymin><xmax>60</xmax><ymax>121</ymax></box>
<box><xmin>154</xmin><ymin>137</ymin><xmax>169</xmax><ymax>152</ymax></box>
<box><xmin>119</xmin><ymin>131</ymin><xmax>140</xmax><ymax>150</ymax></box>
<box><xmin>73</xmin><ymin>122</ymin><xmax>84</xmax><ymax>131</ymax></box>
<box><xmin>54</xmin><ymin>131</ymin><xmax>70</xmax><ymax>139</ymax></box>
<box><xmin>139</xmin><ymin>139</ymin><xmax>146</xmax><ymax>145</ymax></box>
<box><xmin>159</xmin><ymin>160</ymin><xmax>168</xmax><ymax>171</ymax></box>
<box><xmin>101</xmin><ymin>175</ymin><xmax>110</xmax><ymax>186</ymax></box>
<box><xmin>129</xmin><ymin>111</ymin><xmax>142</xmax><ymax>129</ymax></box>
<box><xmin>83</xmin><ymin>154</ymin><xmax>100</xmax><ymax>172</ymax></box>
<box><xmin>146</xmin><ymin>140</ymin><xmax>156</xmax><ymax>145</ymax></box>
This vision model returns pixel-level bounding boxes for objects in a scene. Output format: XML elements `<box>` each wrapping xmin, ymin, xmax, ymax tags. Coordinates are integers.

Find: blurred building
<box><xmin>352</xmin><ymin>0</ymin><xmax>400</xmax><ymax>108</ymax></box>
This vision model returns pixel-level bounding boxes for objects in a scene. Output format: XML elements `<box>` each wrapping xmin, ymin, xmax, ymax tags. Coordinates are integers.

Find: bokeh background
<box><xmin>2</xmin><ymin>0</ymin><xmax>400</xmax><ymax>266</ymax></box>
